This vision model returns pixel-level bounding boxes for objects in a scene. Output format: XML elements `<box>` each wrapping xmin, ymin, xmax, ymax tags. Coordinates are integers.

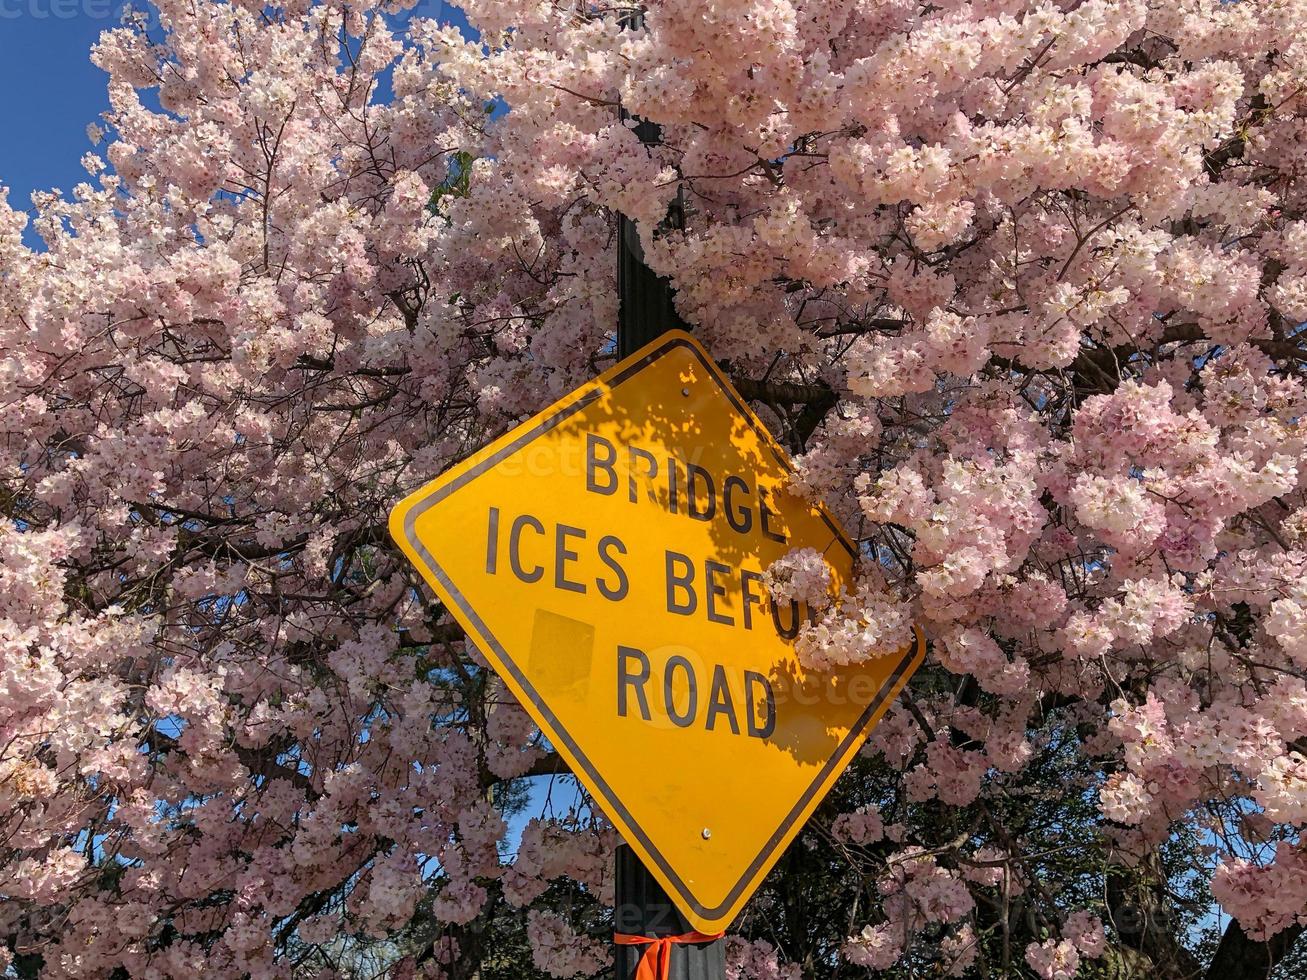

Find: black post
<box><xmin>613</xmin><ymin>14</ymin><xmax>725</xmax><ymax>980</ymax></box>
<box><xmin>615</xmin><ymin>5</ymin><xmax>686</xmax><ymax>360</ymax></box>
<box><xmin>616</xmin><ymin>138</ymin><xmax>686</xmax><ymax>358</ymax></box>
<box><xmin>614</xmin><ymin>844</ymin><xmax>726</xmax><ymax>980</ymax></box>
<box><xmin>616</xmin><ymin>122</ymin><xmax>686</xmax><ymax>359</ymax></box>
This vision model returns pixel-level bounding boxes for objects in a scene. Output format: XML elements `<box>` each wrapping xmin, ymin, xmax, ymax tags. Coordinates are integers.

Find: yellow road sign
<box><xmin>390</xmin><ymin>330</ymin><xmax>924</xmax><ymax>932</ymax></box>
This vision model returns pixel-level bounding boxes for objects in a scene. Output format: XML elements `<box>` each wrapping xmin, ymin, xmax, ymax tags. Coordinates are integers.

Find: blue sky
<box><xmin>0</xmin><ymin>3</ymin><xmax>468</xmax><ymax>221</ymax></box>
<box><xmin>0</xmin><ymin>15</ymin><xmax>110</xmax><ymax>214</ymax></box>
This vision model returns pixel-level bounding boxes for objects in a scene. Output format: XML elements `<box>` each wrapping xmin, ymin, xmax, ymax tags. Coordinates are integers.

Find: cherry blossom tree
<box><xmin>2</xmin><ymin>1</ymin><xmax>1307</xmax><ymax>977</ymax></box>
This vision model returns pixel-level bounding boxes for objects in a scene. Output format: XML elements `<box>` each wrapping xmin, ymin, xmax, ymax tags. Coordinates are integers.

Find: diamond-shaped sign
<box><xmin>389</xmin><ymin>331</ymin><xmax>924</xmax><ymax>932</ymax></box>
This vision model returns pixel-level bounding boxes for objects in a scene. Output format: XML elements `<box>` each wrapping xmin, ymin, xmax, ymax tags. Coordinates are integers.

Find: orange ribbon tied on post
<box><xmin>613</xmin><ymin>931</ymin><xmax>724</xmax><ymax>980</ymax></box>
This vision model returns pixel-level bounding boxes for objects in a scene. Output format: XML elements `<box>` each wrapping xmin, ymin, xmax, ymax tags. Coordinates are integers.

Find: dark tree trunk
<box><xmin>1205</xmin><ymin>920</ymin><xmax>1302</xmax><ymax>980</ymax></box>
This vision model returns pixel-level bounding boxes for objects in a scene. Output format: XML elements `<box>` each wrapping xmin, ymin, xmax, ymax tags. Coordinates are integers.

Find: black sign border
<box><xmin>399</xmin><ymin>333</ymin><xmax>924</xmax><ymax>924</ymax></box>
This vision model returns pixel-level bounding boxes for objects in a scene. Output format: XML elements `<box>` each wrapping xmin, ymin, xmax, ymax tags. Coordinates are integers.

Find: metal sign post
<box><xmin>614</xmin><ymin>845</ymin><xmax>724</xmax><ymax>980</ymax></box>
<box><xmin>613</xmin><ymin>94</ymin><xmax>726</xmax><ymax>980</ymax></box>
<box><xmin>611</xmin><ymin>7</ymin><xmax>717</xmax><ymax>966</ymax></box>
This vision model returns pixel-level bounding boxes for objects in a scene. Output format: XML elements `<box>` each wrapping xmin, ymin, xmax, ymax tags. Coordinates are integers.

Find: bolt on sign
<box><xmin>390</xmin><ymin>330</ymin><xmax>925</xmax><ymax>933</ymax></box>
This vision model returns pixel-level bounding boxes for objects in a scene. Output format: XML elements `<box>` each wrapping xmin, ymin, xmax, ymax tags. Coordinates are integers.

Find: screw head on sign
<box><xmin>681</xmin><ymin>387</ymin><xmax>690</xmax><ymax>396</ymax></box>
<box><xmin>701</xmin><ymin>828</ymin><xmax>712</xmax><ymax>840</ymax></box>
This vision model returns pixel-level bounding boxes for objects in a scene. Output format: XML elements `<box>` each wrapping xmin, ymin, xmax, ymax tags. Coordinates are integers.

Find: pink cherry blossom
<box><xmin>1</xmin><ymin>0</ymin><xmax>1306</xmax><ymax>974</ymax></box>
